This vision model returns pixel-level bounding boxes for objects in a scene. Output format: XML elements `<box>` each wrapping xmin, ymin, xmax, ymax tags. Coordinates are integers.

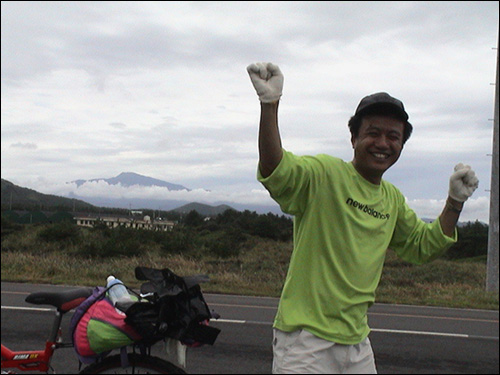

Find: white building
<box><xmin>74</xmin><ymin>214</ymin><xmax>175</xmax><ymax>231</ymax></box>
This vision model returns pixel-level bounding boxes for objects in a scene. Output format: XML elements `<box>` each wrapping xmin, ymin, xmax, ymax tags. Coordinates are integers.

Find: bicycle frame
<box><xmin>1</xmin><ymin>309</ymin><xmax>65</xmax><ymax>372</ymax></box>
<box><xmin>1</xmin><ymin>287</ymin><xmax>92</xmax><ymax>373</ymax></box>
<box><xmin>1</xmin><ymin>341</ymin><xmax>57</xmax><ymax>372</ymax></box>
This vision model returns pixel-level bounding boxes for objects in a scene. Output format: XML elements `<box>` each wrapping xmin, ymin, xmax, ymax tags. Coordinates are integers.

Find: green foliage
<box><xmin>80</xmin><ymin>225</ymin><xmax>163</xmax><ymax>258</ymax></box>
<box><xmin>19</xmin><ymin>211</ymin><xmax>48</xmax><ymax>224</ymax></box>
<box><xmin>214</xmin><ymin>209</ymin><xmax>293</xmax><ymax>241</ymax></box>
<box><xmin>377</xmin><ymin>249</ymin><xmax>497</xmax><ymax>309</ymax></box>
<box><xmin>204</xmin><ymin>227</ymin><xmax>247</xmax><ymax>258</ymax></box>
<box><xmin>444</xmin><ymin>221</ymin><xmax>489</xmax><ymax>259</ymax></box>
<box><xmin>1</xmin><ymin>215</ymin><xmax>498</xmax><ymax>309</ymax></box>
<box><xmin>1</xmin><ymin>209</ymin><xmax>488</xmax><ymax>263</ymax></box>
<box><xmin>183</xmin><ymin>210</ymin><xmax>205</xmax><ymax>227</ymax></box>
<box><xmin>160</xmin><ymin>227</ymin><xmax>194</xmax><ymax>255</ymax></box>
<box><xmin>1</xmin><ymin>215</ymin><xmax>23</xmax><ymax>238</ymax></box>
<box><xmin>48</xmin><ymin>211</ymin><xmax>75</xmax><ymax>223</ymax></box>
<box><xmin>1</xmin><ymin>209</ymin><xmax>291</xmax><ymax>259</ymax></box>
<box><xmin>171</xmin><ymin>209</ymin><xmax>292</xmax><ymax>258</ymax></box>
<box><xmin>38</xmin><ymin>221</ymin><xmax>81</xmax><ymax>244</ymax></box>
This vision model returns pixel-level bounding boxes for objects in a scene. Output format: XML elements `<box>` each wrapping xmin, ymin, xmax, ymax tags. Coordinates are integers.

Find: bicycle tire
<box><xmin>79</xmin><ymin>353</ymin><xmax>186</xmax><ymax>374</ymax></box>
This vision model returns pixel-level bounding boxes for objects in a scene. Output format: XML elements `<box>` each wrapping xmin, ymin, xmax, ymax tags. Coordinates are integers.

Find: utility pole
<box><xmin>486</xmin><ymin>30</ymin><xmax>499</xmax><ymax>293</ymax></box>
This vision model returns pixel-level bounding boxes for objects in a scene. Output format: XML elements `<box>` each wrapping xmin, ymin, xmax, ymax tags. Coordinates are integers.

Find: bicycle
<box><xmin>1</xmin><ymin>267</ymin><xmax>220</xmax><ymax>374</ymax></box>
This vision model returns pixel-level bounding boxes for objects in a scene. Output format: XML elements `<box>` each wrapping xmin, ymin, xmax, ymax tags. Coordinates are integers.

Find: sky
<box><xmin>1</xmin><ymin>1</ymin><xmax>498</xmax><ymax>223</ymax></box>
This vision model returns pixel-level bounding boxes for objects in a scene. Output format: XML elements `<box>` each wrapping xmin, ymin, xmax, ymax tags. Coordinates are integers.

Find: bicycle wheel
<box><xmin>79</xmin><ymin>353</ymin><xmax>186</xmax><ymax>374</ymax></box>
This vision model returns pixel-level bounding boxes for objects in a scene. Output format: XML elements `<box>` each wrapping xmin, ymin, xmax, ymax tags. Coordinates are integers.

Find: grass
<box><xmin>1</xmin><ymin>225</ymin><xmax>498</xmax><ymax>310</ymax></box>
<box><xmin>377</xmin><ymin>250</ymin><xmax>497</xmax><ymax>309</ymax></box>
<box><xmin>0</xmin><ymin>236</ymin><xmax>291</xmax><ymax>297</ymax></box>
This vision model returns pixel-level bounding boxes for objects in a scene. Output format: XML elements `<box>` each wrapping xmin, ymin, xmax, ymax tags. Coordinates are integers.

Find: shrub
<box><xmin>160</xmin><ymin>227</ymin><xmax>194</xmax><ymax>255</ymax></box>
<box><xmin>445</xmin><ymin>221</ymin><xmax>489</xmax><ymax>259</ymax></box>
<box><xmin>38</xmin><ymin>222</ymin><xmax>81</xmax><ymax>245</ymax></box>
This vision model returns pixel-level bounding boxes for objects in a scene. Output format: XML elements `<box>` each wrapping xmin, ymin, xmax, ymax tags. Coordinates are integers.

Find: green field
<box><xmin>1</xmin><ymin>222</ymin><xmax>497</xmax><ymax>310</ymax></box>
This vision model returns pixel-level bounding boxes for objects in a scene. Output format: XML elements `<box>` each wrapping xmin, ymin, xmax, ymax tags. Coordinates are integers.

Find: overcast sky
<box><xmin>1</xmin><ymin>1</ymin><xmax>498</xmax><ymax>222</ymax></box>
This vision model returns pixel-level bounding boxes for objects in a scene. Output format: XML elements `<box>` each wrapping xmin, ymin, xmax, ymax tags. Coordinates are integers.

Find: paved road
<box><xmin>1</xmin><ymin>282</ymin><xmax>498</xmax><ymax>374</ymax></box>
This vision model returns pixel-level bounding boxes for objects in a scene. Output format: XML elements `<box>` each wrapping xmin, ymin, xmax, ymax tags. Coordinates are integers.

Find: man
<box><xmin>247</xmin><ymin>62</ymin><xmax>479</xmax><ymax>374</ymax></box>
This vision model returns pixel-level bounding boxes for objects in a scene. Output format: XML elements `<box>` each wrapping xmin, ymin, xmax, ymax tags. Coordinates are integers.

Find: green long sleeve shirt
<box><xmin>258</xmin><ymin>150</ymin><xmax>457</xmax><ymax>344</ymax></box>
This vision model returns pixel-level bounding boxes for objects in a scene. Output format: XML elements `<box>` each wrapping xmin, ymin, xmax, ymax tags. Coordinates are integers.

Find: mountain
<box><xmin>172</xmin><ymin>202</ymin><xmax>235</xmax><ymax>216</ymax></box>
<box><xmin>0</xmin><ymin>179</ymin><xmax>477</xmax><ymax>224</ymax></box>
<box><xmin>0</xmin><ymin>179</ymin><xmax>240</xmax><ymax>217</ymax></box>
<box><xmin>71</xmin><ymin>172</ymin><xmax>189</xmax><ymax>191</ymax></box>
<box><xmin>1</xmin><ymin>179</ymin><xmax>95</xmax><ymax>211</ymax></box>
<box><xmin>66</xmin><ymin>172</ymin><xmax>282</xmax><ymax>214</ymax></box>
<box><xmin>65</xmin><ymin>194</ymin><xmax>283</xmax><ymax>216</ymax></box>
<box><xmin>2</xmin><ymin>174</ymin><xmax>284</xmax><ymax>217</ymax></box>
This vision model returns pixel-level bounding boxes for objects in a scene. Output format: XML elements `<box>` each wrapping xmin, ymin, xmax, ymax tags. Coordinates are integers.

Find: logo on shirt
<box><xmin>346</xmin><ymin>197</ymin><xmax>390</xmax><ymax>220</ymax></box>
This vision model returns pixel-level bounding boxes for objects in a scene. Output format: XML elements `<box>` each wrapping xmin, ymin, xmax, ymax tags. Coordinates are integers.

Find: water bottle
<box><xmin>106</xmin><ymin>275</ymin><xmax>132</xmax><ymax>306</ymax></box>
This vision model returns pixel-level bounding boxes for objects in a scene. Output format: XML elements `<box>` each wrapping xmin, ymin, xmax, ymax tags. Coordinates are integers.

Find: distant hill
<box><xmin>0</xmin><ymin>179</ymin><xmax>481</xmax><ymax>225</ymax></box>
<box><xmin>71</xmin><ymin>172</ymin><xmax>189</xmax><ymax>191</ymax></box>
<box><xmin>1</xmin><ymin>179</ymin><xmax>95</xmax><ymax>211</ymax></box>
<box><xmin>172</xmin><ymin>202</ymin><xmax>235</xmax><ymax>216</ymax></box>
<box><xmin>1</xmin><ymin>179</ymin><xmax>234</xmax><ymax>217</ymax></box>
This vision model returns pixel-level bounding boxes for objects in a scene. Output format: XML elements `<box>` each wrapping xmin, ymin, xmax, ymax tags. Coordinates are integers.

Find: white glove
<box><xmin>448</xmin><ymin>163</ymin><xmax>479</xmax><ymax>202</ymax></box>
<box><xmin>246</xmin><ymin>62</ymin><xmax>284</xmax><ymax>103</ymax></box>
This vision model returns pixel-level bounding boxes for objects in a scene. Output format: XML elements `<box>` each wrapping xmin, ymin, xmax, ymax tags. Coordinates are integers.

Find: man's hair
<box><xmin>348</xmin><ymin>111</ymin><xmax>413</xmax><ymax>145</ymax></box>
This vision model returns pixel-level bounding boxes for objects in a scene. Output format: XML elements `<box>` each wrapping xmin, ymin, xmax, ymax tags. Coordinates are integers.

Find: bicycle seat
<box><xmin>25</xmin><ymin>287</ymin><xmax>93</xmax><ymax>313</ymax></box>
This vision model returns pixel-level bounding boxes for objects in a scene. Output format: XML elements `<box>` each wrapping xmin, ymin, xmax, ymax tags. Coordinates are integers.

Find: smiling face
<box><xmin>351</xmin><ymin>114</ymin><xmax>405</xmax><ymax>185</ymax></box>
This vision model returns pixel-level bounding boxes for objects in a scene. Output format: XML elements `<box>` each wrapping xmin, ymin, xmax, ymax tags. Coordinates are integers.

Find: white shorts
<box><xmin>272</xmin><ymin>328</ymin><xmax>377</xmax><ymax>374</ymax></box>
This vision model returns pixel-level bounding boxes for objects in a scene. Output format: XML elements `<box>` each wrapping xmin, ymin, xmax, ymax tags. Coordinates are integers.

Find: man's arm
<box><xmin>247</xmin><ymin>62</ymin><xmax>284</xmax><ymax>177</ymax></box>
<box><xmin>259</xmin><ymin>102</ymin><xmax>283</xmax><ymax>177</ymax></box>
<box><xmin>439</xmin><ymin>197</ymin><xmax>464</xmax><ymax>237</ymax></box>
<box><xmin>440</xmin><ymin>163</ymin><xmax>479</xmax><ymax>237</ymax></box>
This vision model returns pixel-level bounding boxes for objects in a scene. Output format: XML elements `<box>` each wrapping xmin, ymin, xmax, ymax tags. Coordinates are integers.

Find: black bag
<box><xmin>124</xmin><ymin>267</ymin><xmax>220</xmax><ymax>346</ymax></box>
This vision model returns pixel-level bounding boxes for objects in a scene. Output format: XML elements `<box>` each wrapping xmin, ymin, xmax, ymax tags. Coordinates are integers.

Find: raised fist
<box><xmin>448</xmin><ymin>163</ymin><xmax>479</xmax><ymax>202</ymax></box>
<box><xmin>247</xmin><ymin>62</ymin><xmax>284</xmax><ymax>103</ymax></box>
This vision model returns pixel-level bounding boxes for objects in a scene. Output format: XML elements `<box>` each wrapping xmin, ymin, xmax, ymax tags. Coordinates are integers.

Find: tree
<box><xmin>445</xmin><ymin>221</ymin><xmax>489</xmax><ymax>259</ymax></box>
<box><xmin>183</xmin><ymin>210</ymin><xmax>204</xmax><ymax>227</ymax></box>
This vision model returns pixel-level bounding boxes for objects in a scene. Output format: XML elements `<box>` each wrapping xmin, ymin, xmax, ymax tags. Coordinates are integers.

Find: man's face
<box><xmin>351</xmin><ymin>115</ymin><xmax>405</xmax><ymax>184</ymax></box>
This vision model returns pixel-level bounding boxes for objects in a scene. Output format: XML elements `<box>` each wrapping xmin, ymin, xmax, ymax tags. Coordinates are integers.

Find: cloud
<box><xmin>10</xmin><ymin>142</ymin><xmax>37</xmax><ymax>149</ymax></box>
<box><xmin>406</xmin><ymin>196</ymin><xmax>490</xmax><ymax>224</ymax></box>
<box><xmin>109</xmin><ymin>122</ymin><xmax>127</xmax><ymax>129</ymax></box>
<box><xmin>35</xmin><ymin>179</ymin><xmax>275</xmax><ymax>208</ymax></box>
<box><xmin>1</xmin><ymin>1</ymin><xmax>497</xmax><ymax>224</ymax></box>
<box><xmin>29</xmin><ymin>177</ymin><xmax>491</xmax><ymax>223</ymax></box>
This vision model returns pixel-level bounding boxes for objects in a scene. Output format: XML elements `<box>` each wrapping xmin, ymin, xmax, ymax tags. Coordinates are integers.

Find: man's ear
<box><xmin>350</xmin><ymin>134</ymin><xmax>356</xmax><ymax>148</ymax></box>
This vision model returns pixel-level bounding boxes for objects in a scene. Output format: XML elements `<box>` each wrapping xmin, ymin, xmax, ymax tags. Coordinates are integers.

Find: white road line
<box><xmin>2</xmin><ymin>305</ymin><xmax>52</xmax><ymax>312</ymax></box>
<box><xmin>3</xmin><ymin>306</ymin><xmax>498</xmax><ymax>341</ymax></box>
<box><xmin>212</xmin><ymin>318</ymin><xmax>498</xmax><ymax>340</ymax></box>
<box><xmin>371</xmin><ymin>328</ymin><xmax>469</xmax><ymax>338</ymax></box>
